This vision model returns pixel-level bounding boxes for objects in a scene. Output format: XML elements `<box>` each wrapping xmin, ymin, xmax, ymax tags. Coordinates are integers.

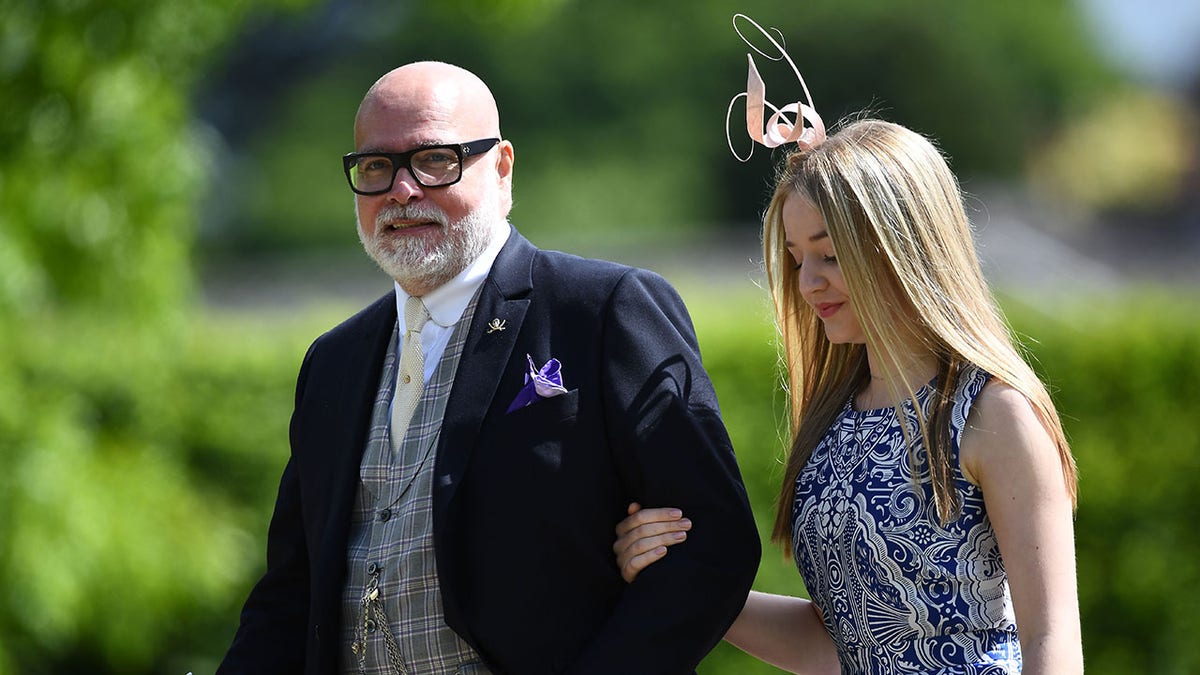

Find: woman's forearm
<box><xmin>724</xmin><ymin>591</ymin><xmax>840</xmax><ymax>674</ymax></box>
<box><xmin>1017</xmin><ymin>629</ymin><xmax>1085</xmax><ymax>675</ymax></box>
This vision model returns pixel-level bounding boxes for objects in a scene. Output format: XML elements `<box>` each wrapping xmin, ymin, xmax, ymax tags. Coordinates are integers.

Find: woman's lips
<box><xmin>815</xmin><ymin>302</ymin><xmax>843</xmax><ymax>319</ymax></box>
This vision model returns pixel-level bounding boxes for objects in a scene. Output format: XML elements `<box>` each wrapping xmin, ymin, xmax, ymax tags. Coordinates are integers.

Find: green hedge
<box><xmin>0</xmin><ymin>310</ymin><xmax>328</xmax><ymax>674</ymax></box>
<box><xmin>0</xmin><ymin>291</ymin><xmax>1195</xmax><ymax>673</ymax></box>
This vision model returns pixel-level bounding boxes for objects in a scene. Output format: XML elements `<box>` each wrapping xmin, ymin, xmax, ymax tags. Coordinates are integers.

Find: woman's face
<box><xmin>781</xmin><ymin>194</ymin><xmax>866</xmax><ymax>345</ymax></box>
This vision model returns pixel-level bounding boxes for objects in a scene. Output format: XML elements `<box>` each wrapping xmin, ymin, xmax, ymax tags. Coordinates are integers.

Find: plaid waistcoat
<box><xmin>340</xmin><ymin>293</ymin><xmax>488</xmax><ymax>675</ymax></box>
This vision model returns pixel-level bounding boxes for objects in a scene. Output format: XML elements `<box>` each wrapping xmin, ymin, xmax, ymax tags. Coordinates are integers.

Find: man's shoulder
<box><xmin>532</xmin><ymin>247</ymin><xmax>632</xmax><ymax>278</ymax></box>
<box><xmin>530</xmin><ymin>247</ymin><xmax>674</xmax><ymax>297</ymax></box>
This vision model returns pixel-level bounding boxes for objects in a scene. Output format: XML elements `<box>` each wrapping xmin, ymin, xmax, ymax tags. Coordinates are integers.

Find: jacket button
<box><xmin>379</xmin><ymin>509</ymin><xmax>392</xmax><ymax>522</ymax></box>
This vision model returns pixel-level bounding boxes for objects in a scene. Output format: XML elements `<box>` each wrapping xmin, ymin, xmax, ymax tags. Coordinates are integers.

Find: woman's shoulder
<box><xmin>958</xmin><ymin>377</ymin><xmax>1052</xmax><ymax>485</ymax></box>
<box><xmin>972</xmin><ymin>378</ymin><xmax>1036</xmax><ymax>422</ymax></box>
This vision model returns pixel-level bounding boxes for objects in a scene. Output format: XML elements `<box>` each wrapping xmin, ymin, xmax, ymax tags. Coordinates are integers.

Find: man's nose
<box><xmin>387</xmin><ymin>168</ymin><xmax>424</xmax><ymax>203</ymax></box>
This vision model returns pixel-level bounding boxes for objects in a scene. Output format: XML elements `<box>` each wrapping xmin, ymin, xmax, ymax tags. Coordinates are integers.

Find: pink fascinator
<box><xmin>726</xmin><ymin>13</ymin><xmax>826</xmax><ymax>161</ymax></box>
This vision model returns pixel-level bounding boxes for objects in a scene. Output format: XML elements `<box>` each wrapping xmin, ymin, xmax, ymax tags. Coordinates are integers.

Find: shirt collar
<box><xmin>394</xmin><ymin>221</ymin><xmax>511</xmax><ymax>328</ymax></box>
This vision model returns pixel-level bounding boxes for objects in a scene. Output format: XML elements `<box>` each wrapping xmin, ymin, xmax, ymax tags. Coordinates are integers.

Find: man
<box><xmin>218</xmin><ymin>61</ymin><xmax>760</xmax><ymax>675</ymax></box>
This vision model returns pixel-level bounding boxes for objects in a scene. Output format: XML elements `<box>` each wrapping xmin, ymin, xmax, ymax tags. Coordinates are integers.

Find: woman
<box><xmin>618</xmin><ymin>116</ymin><xmax>1083</xmax><ymax>673</ymax></box>
<box><xmin>615</xmin><ymin>24</ymin><xmax>1083</xmax><ymax>668</ymax></box>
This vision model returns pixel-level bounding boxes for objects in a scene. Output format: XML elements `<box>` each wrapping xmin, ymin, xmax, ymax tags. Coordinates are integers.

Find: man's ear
<box><xmin>497</xmin><ymin>139</ymin><xmax>514</xmax><ymax>183</ymax></box>
<box><xmin>496</xmin><ymin>139</ymin><xmax>515</xmax><ymax>211</ymax></box>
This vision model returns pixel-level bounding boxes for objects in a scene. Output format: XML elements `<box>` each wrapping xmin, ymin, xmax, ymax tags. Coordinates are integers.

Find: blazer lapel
<box><xmin>433</xmin><ymin>228</ymin><xmax>535</xmax><ymax>519</ymax></box>
<box><xmin>431</xmin><ymin>229</ymin><xmax>535</xmax><ymax>647</ymax></box>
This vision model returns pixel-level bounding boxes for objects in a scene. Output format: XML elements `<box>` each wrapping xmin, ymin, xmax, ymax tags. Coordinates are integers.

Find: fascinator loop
<box><xmin>726</xmin><ymin>13</ymin><xmax>826</xmax><ymax>161</ymax></box>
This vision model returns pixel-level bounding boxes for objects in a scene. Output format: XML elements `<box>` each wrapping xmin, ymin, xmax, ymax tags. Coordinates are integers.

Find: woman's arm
<box><xmin>613</xmin><ymin>503</ymin><xmax>690</xmax><ymax>582</ymax></box>
<box><xmin>614</xmin><ymin>505</ymin><xmax>840</xmax><ymax>674</ymax></box>
<box><xmin>725</xmin><ymin>591</ymin><xmax>840</xmax><ymax>674</ymax></box>
<box><xmin>961</xmin><ymin>382</ymin><xmax>1084</xmax><ymax>675</ymax></box>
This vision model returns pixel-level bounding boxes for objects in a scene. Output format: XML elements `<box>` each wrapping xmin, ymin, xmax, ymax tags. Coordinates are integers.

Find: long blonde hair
<box><xmin>765</xmin><ymin>119</ymin><xmax>1077</xmax><ymax>545</ymax></box>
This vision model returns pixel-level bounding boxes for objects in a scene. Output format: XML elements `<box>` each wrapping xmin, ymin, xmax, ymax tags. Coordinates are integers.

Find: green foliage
<box><xmin>214</xmin><ymin>0</ymin><xmax>1116</xmax><ymax>254</ymax></box>
<box><xmin>0</xmin><ymin>0</ymin><xmax>317</xmax><ymax>671</ymax></box>
<box><xmin>0</xmin><ymin>312</ymin><xmax>299</xmax><ymax>672</ymax></box>
<box><xmin>1007</xmin><ymin>293</ymin><xmax>1200</xmax><ymax>675</ymax></box>
<box><xmin>1028</xmin><ymin>87</ymin><xmax>1198</xmax><ymax>214</ymax></box>
<box><xmin>0</xmin><ymin>0</ymin><xmax>311</xmax><ymax>319</ymax></box>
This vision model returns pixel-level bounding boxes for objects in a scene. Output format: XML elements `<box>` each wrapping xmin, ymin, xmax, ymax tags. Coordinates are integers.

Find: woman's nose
<box><xmin>797</xmin><ymin>259</ymin><xmax>826</xmax><ymax>293</ymax></box>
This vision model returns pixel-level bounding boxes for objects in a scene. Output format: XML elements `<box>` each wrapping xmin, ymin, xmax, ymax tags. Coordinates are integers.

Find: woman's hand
<box><xmin>612</xmin><ymin>503</ymin><xmax>691</xmax><ymax>583</ymax></box>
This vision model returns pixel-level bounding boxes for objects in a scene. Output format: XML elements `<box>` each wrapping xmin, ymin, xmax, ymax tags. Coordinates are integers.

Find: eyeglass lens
<box><xmin>351</xmin><ymin>147</ymin><xmax>463</xmax><ymax>192</ymax></box>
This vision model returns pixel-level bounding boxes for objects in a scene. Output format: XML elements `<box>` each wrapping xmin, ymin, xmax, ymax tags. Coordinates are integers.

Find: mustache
<box><xmin>375</xmin><ymin>202</ymin><xmax>449</xmax><ymax>228</ymax></box>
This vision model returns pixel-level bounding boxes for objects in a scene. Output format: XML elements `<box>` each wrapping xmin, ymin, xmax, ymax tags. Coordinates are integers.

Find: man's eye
<box><xmin>414</xmin><ymin>150</ymin><xmax>457</xmax><ymax>166</ymax></box>
<box><xmin>360</xmin><ymin>158</ymin><xmax>392</xmax><ymax>174</ymax></box>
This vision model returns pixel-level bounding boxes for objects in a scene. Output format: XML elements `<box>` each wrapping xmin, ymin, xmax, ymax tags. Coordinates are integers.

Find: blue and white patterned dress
<box><xmin>792</xmin><ymin>366</ymin><xmax>1021</xmax><ymax>674</ymax></box>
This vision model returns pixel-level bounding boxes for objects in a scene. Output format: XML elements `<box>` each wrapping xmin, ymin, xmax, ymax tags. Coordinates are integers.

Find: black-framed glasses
<box><xmin>342</xmin><ymin>138</ymin><xmax>501</xmax><ymax>194</ymax></box>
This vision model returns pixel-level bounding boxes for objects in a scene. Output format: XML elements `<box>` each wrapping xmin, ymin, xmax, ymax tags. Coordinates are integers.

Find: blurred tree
<box><xmin>199</xmin><ymin>0</ymin><xmax>1119</xmax><ymax>255</ymax></box>
<box><xmin>1028</xmin><ymin>87</ymin><xmax>1198</xmax><ymax>218</ymax></box>
<box><xmin>0</xmin><ymin>0</ymin><xmax>316</xmax><ymax>672</ymax></box>
<box><xmin>0</xmin><ymin>0</ymin><xmax>311</xmax><ymax>320</ymax></box>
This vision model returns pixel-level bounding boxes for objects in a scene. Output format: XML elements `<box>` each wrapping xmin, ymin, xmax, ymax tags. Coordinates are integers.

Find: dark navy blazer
<box><xmin>219</xmin><ymin>229</ymin><xmax>761</xmax><ymax>674</ymax></box>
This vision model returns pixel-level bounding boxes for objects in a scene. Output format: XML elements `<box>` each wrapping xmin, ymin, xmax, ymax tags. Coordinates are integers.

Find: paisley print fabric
<box><xmin>792</xmin><ymin>366</ymin><xmax>1021</xmax><ymax>674</ymax></box>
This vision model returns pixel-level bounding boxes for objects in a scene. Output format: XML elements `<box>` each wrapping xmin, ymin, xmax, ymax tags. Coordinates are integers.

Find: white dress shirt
<box><xmin>393</xmin><ymin>224</ymin><xmax>511</xmax><ymax>384</ymax></box>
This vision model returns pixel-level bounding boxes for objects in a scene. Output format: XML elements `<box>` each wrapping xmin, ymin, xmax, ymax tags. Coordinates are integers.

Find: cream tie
<box><xmin>391</xmin><ymin>295</ymin><xmax>430</xmax><ymax>453</ymax></box>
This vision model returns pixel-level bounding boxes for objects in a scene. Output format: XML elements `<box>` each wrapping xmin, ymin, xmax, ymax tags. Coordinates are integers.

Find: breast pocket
<box><xmin>493</xmin><ymin>389</ymin><xmax>579</xmax><ymax>473</ymax></box>
<box><xmin>506</xmin><ymin>388</ymin><xmax>579</xmax><ymax>424</ymax></box>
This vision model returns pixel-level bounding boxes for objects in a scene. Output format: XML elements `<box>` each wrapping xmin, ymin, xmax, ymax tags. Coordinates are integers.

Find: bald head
<box><xmin>355</xmin><ymin>61</ymin><xmax>501</xmax><ymax>147</ymax></box>
<box><xmin>350</xmin><ymin>61</ymin><xmax>515</xmax><ymax>295</ymax></box>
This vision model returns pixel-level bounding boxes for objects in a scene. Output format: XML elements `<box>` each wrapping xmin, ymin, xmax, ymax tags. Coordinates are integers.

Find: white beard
<box><xmin>357</xmin><ymin>197</ymin><xmax>500</xmax><ymax>293</ymax></box>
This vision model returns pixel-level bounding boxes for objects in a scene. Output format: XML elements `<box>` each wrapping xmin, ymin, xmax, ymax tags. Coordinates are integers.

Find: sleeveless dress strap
<box><xmin>949</xmin><ymin>365</ymin><xmax>992</xmax><ymax>459</ymax></box>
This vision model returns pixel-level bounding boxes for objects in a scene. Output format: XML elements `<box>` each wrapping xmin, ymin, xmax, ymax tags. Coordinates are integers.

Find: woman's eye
<box><xmin>793</xmin><ymin>256</ymin><xmax>835</xmax><ymax>270</ymax></box>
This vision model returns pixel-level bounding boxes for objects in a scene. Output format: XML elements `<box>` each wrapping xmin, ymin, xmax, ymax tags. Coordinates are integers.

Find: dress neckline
<box><xmin>846</xmin><ymin>377</ymin><xmax>937</xmax><ymax>415</ymax></box>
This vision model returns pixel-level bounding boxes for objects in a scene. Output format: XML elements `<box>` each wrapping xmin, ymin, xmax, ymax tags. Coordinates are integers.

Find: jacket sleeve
<box><xmin>567</xmin><ymin>269</ymin><xmax>762</xmax><ymax>674</ymax></box>
<box><xmin>217</xmin><ymin>347</ymin><xmax>316</xmax><ymax>675</ymax></box>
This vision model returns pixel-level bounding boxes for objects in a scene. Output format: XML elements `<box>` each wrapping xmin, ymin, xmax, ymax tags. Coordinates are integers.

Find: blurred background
<box><xmin>1</xmin><ymin>0</ymin><xmax>1198</xmax><ymax>672</ymax></box>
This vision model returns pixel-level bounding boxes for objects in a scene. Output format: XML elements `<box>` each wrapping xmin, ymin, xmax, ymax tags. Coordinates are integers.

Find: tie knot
<box><xmin>404</xmin><ymin>296</ymin><xmax>430</xmax><ymax>335</ymax></box>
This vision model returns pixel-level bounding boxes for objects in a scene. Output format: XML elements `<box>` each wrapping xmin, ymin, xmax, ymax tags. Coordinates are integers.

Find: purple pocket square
<box><xmin>506</xmin><ymin>354</ymin><xmax>569</xmax><ymax>413</ymax></box>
